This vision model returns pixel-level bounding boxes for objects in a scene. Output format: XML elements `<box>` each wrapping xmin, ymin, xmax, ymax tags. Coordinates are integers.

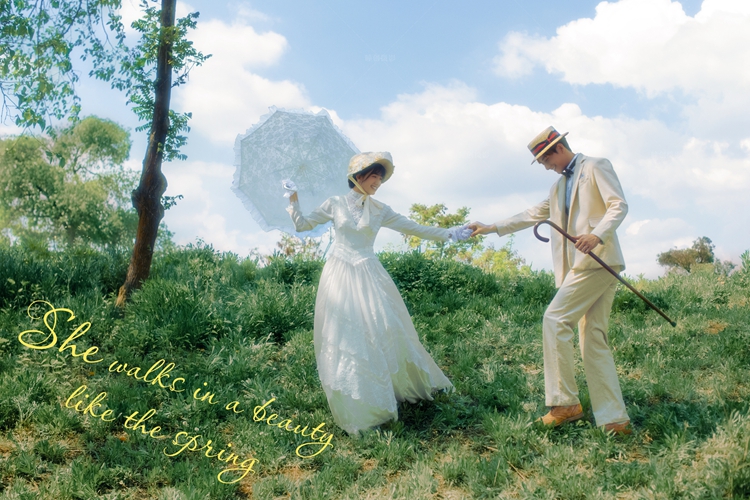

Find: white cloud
<box><xmin>118</xmin><ymin>0</ymin><xmax>143</xmax><ymax>34</ymax></box>
<box><xmin>149</xmin><ymin>2</ymin><xmax>749</xmax><ymax>274</ymax></box>
<box><xmin>487</xmin><ymin>0</ymin><xmax>750</xmax><ymax>271</ymax></box>
<box><xmin>119</xmin><ymin>0</ymin><xmax>195</xmax><ymax>35</ymax></box>
<box><xmin>342</xmin><ymin>83</ymin><xmax>750</xmax><ymax>216</ymax></box>
<box><xmin>117</xmin><ymin>4</ymin><xmax>308</xmax><ymax>146</ymax></box>
<box><xmin>621</xmin><ymin>218</ymin><xmax>697</xmax><ymax>276</ymax></box>
<box><xmin>494</xmin><ymin>0</ymin><xmax>750</xmax><ymax>97</ymax></box>
<box><xmin>162</xmin><ymin>160</ymin><xmax>279</xmax><ymax>255</ymax></box>
<box><xmin>235</xmin><ymin>4</ymin><xmax>273</xmax><ymax>23</ymax></box>
<box><xmin>172</xmin><ymin>16</ymin><xmax>309</xmax><ymax>145</ymax></box>
<box><xmin>0</xmin><ymin>123</ymin><xmax>22</xmax><ymax>137</ymax></box>
<box><xmin>332</xmin><ymin>82</ymin><xmax>748</xmax><ymax>276</ymax></box>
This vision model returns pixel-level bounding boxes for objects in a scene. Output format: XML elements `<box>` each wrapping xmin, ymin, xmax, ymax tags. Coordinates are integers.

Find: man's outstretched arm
<box><xmin>470</xmin><ymin>198</ymin><xmax>551</xmax><ymax>238</ymax></box>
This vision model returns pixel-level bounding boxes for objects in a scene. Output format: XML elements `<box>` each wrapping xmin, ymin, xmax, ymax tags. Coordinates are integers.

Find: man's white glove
<box><xmin>448</xmin><ymin>224</ymin><xmax>473</xmax><ymax>242</ymax></box>
<box><xmin>282</xmin><ymin>179</ymin><xmax>298</xmax><ymax>198</ymax></box>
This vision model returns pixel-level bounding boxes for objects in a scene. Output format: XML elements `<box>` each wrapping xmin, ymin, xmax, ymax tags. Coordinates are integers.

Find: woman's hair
<box><xmin>348</xmin><ymin>163</ymin><xmax>386</xmax><ymax>189</ymax></box>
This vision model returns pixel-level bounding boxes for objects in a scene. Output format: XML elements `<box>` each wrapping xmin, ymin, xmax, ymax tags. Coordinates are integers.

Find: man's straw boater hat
<box><xmin>347</xmin><ymin>152</ymin><xmax>394</xmax><ymax>182</ymax></box>
<box><xmin>528</xmin><ymin>126</ymin><xmax>568</xmax><ymax>164</ymax></box>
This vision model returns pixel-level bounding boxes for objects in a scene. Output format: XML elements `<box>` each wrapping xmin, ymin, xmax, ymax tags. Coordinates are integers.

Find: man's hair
<box><xmin>559</xmin><ymin>137</ymin><xmax>572</xmax><ymax>152</ymax></box>
<box><xmin>348</xmin><ymin>163</ymin><xmax>386</xmax><ymax>188</ymax></box>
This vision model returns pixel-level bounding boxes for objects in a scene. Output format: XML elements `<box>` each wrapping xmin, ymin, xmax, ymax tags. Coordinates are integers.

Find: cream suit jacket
<box><xmin>494</xmin><ymin>154</ymin><xmax>627</xmax><ymax>288</ymax></box>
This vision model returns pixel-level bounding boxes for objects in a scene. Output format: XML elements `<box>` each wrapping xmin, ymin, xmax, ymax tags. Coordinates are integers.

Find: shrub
<box><xmin>380</xmin><ymin>250</ymin><xmax>501</xmax><ymax>297</ymax></box>
<box><xmin>256</xmin><ymin>254</ymin><xmax>324</xmax><ymax>286</ymax></box>
<box><xmin>111</xmin><ymin>278</ymin><xmax>229</xmax><ymax>355</ymax></box>
<box><xmin>230</xmin><ymin>279</ymin><xmax>316</xmax><ymax>343</ymax></box>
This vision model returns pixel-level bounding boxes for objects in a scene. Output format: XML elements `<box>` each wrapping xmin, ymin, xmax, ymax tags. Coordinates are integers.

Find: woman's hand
<box><xmin>448</xmin><ymin>224</ymin><xmax>473</xmax><ymax>242</ymax></box>
<box><xmin>282</xmin><ymin>179</ymin><xmax>298</xmax><ymax>203</ymax></box>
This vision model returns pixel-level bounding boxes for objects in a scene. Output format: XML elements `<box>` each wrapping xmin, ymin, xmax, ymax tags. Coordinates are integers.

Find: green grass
<box><xmin>0</xmin><ymin>244</ymin><xmax>749</xmax><ymax>499</ymax></box>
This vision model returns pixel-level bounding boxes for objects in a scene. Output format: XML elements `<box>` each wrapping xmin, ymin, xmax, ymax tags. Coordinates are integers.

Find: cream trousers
<box><xmin>542</xmin><ymin>266</ymin><xmax>629</xmax><ymax>426</ymax></box>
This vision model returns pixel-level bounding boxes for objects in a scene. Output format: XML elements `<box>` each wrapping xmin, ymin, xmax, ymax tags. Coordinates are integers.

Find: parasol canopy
<box><xmin>232</xmin><ymin>107</ymin><xmax>359</xmax><ymax>237</ymax></box>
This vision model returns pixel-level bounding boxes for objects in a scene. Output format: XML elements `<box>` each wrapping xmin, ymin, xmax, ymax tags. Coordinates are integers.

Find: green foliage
<box><xmin>472</xmin><ymin>235</ymin><xmax>528</xmax><ymax>276</ymax></box>
<box><xmin>405</xmin><ymin>203</ymin><xmax>483</xmax><ymax>260</ymax></box>
<box><xmin>0</xmin><ymin>0</ymin><xmax>123</xmax><ymax>129</ymax></box>
<box><xmin>100</xmin><ymin>1</ymin><xmax>210</xmax><ymax>161</ymax></box>
<box><xmin>380</xmin><ymin>250</ymin><xmax>502</xmax><ymax>298</ymax></box>
<box><xmin>0</xmin><ymin>116</ymin><xmax>140</xmax><ymax>249</ymax></box>
<box><xmin>0</xmin><ymin>244</ymin><xmax>748</xmax><ymax>498</ymax></box>
<box><xmin>0</xmin><ymin>245</ymin><xmax>130</xmax><ymax>309</ymax></box>
<box><xmin>0</xmin><ymin>0</ymin><xmax>208</xmax><ymax>163</ymax></box>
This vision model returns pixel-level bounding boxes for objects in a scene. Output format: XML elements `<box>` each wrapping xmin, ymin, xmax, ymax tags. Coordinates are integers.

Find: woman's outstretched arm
<box><xmin>287</xmin><ymin>196</ymin><xmax>335</xmax><ymax>232</ymax></box>
<box><xmin>381</xmin><ymin>205</ymin><xmax>451</xmax><ymax>242</ymax></box>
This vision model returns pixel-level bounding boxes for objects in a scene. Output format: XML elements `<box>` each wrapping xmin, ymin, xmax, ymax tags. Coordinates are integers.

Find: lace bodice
<box><xmin>345</xmin><ymin>189</ymin><xmax>366</xmax><ymax>225</ymax></box>
<box><xmin>287</xmin><ymin>194</ymin><xmax>449</xmax><ymax>263</ymax></box>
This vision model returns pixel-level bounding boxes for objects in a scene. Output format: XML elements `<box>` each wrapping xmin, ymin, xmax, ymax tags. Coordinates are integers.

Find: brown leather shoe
<box><xmin>538</xmin><ymin>404</ymin><xmax>584</xmax><ymax>427</ymax></box>
<box><xmin>602</xmin><ymin>420</ymin><xmax>632</xmax><ymax>435</ymax></box>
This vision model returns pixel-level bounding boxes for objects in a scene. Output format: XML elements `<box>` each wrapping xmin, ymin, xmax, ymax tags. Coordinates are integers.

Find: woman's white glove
<box><xmin>448</xmin><ymin>224</ymin><xmax>473</xmax><ymax>242</ymax></box>
<box><xmin>281</xmin><ymin>179</ymin><xmax>298</xmax><ymax>198</ymax></box>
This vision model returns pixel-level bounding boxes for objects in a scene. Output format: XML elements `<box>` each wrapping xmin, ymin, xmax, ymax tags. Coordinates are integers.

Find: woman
<box><xmin>286</xmin><ymin>151</ymin><xmax>470</xmax><ymax>435</ymax></box>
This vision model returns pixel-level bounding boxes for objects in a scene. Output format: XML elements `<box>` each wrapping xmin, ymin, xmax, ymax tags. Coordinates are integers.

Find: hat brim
<box><xmin>349</xmin><ymin>160</ymin><xmax>394</xmax><ymax>183</ymax></box>
<box><xmin>531</xmin><ymin>131</ymin><xmax>569</xmax><ymax>164</ymax></box>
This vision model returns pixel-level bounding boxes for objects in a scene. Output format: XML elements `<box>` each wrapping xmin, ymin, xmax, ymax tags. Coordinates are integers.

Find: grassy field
<box><xmin>0</xmin><ymin>243</ymin><xmax>749</xmax><ymax>499</ymax></box>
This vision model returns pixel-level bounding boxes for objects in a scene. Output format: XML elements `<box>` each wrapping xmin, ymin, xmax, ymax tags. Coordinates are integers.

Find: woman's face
<box><xmin>355</xmin><ymin>171</ymin><xmax>383</xmax><ymax>195</ymax></box>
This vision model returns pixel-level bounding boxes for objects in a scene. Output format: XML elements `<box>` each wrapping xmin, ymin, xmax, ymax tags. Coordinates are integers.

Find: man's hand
<box><xmin>468</xmin><ymin>221</ymin><xmax>496</xmax><ymax>238</ymax></box>
<box><xmin>573</xmin><ymin>234</ymin><xmax>602</xmax><ymax>254</ymax></box>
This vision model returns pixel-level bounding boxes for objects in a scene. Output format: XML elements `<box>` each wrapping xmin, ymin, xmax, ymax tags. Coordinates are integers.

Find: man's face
<box><xmin>537</xmin><ymin>144</ymin><xmax>567</xmax><ymax>174</ymax></box>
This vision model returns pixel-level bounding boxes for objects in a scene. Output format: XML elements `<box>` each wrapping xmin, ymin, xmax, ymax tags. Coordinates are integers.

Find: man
<box><xmin>470</xmin><ymin>126</ymin><xmax>631</xmax><ymax>434</ymax></box>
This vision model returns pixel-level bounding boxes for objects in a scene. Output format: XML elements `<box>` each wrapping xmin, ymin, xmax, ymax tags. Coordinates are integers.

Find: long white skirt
<box><xmin>314</xmin><ymin>253</ymin><xmax>453</xmax><ymax>435</ymax></box>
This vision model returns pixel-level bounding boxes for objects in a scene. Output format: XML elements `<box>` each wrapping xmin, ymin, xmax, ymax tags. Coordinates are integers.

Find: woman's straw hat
<box><xmin>347</xmin><ymin>152</ymin><xmax>394</xmax><ymax>182</ymax></box>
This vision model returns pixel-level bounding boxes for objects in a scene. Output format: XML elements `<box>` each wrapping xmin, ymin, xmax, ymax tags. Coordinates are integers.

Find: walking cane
<box><xmin>533</xmin><ymin>220</ymin><xmax>676</xmax><ymax>327</ymax></box>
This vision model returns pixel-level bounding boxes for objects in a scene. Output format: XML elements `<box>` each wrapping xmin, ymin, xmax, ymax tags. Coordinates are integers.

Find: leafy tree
<box><xmin>741</xmin><ymin>250</ymin><xmax>750</xmax><ymax>274</ymax></box>
<box><xmin>0</xmin><ymin>116</ymin><xmax>139</xmax><ymax>249</ymax></box>
<box><xmin>275</xmin><ymin>233</ymin><xmax>326</xmax><ymax>261</ymax></box>
<box><xmin>107</xmin><ymin>1</ymin><xmax>209</xmax><ymax>306</ymax></box>
<box><xmin>405</xmin><ymin>203</ymin><xmax>483</xmax><ymax>261</ymax></box>
<box><xmin>0</xmin><ymin>0</ymin><xmax>123</xmax><ymax>129</ymax></box>
<box><xmin>1</xmin><ymin>0</ymin><xmax>209</xmax><ymax>306</ymax></box>
<box><xmin>657</xmin><ymin>236</ymin><xmax>715</xmax><ymax>273</ymax></box>
<box><xmin>472</xmin><ymin>235</ymin><xmax>528</xmax><ymax>276</ymax></box>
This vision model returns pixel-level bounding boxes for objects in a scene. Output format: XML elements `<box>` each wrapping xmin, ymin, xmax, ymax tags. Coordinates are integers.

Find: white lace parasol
<box><xmin>232</xmin><ymin>107</ymin><xmax>359</xmax><ymax>237</ymax></box>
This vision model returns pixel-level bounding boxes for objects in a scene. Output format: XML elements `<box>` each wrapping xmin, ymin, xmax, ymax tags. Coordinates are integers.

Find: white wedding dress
<box><xmin>287</xmin><ymin>190</ymin><xmax>454</xmax><ymax>434</ymax></box>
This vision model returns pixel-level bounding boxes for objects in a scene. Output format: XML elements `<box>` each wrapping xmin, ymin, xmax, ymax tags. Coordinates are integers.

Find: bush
<box><xmin>256</xmin><ymin>254</ymin><xmax>324</xmax><ymax>286</ymax></box>
<box><xmin>380</xmin><ymin>250</ymin><xmax>501</xmax><ymax>297</ymax></box>
<box><xmin>230</xmin><ymin>280</ymin><xmax>316</xmax><ymax>343</ymax></box>
<box><xmin>114</xmin><ymin>278</ymin><xmax>229</xmax><ymax>354</ymax></box>
<box><xmin>0</xmin><ymin>245</ymin><xmax>129</xmax><ymax>309</ymax></box>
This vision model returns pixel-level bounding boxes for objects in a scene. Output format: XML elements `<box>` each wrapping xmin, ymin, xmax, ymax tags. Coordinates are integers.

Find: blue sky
<box><xmin>5</xmin><ymin>0</ymin><xmax>747</xmax><ymax>277</ymax></box>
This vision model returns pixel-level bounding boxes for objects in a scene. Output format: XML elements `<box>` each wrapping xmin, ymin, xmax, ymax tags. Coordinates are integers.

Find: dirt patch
<box><xmin>281</xmin><ymin>465</ymin><xmax>312</xmax><ymax>482</ymax></box>
<box><xmin>705</xmin><ymin>321</ymin><xmax>727</xmax><ymax>334</ymax></box>
<box><xmin>361</xmin><ymin>458</ymin><xmax>378</xmax><ymax>472</ymax></box>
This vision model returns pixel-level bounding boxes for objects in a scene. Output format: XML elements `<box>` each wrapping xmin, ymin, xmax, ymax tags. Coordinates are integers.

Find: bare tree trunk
<box><xmin>115</xmin><ymin>0</ymin><xmax>176</xmax><ymax>307</ymax></box>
